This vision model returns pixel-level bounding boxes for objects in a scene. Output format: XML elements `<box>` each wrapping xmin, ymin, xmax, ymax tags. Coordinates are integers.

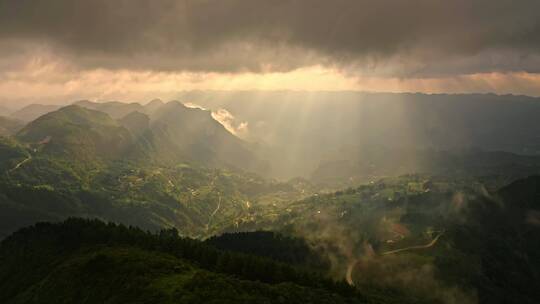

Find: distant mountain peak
<box><xmin>72</xmin><ymin>100</ymin><xmax>94</xmax><ymax>106</ymax></box>
<box><xmin>10</xmin><ymin>104</ymin><xmax>61</xmax><ymax>122</ymax></box>
<box><xmin>16</xmin><ymin>105</ymin><xmax>133</xmax><ymax>160</ymax></box>
<box><xmin>144</xmin><ymin>99</ymin><xmax>167</xmax><ymax>114</ymax></box>
<box><xmin>119</xmin><ymin>111</ymin><xmax>150</xmax><ymax>137</ymax></box>
<box><xmin>147</xmin><ymin>98</ymin><xmax>164</xmax><ymax>106</ymax></box>
<box><xmin>164</xmin><ymin>100</ymin><xmax>186</xmax><ymax>107</ymax></box>
<box><xmin>26</xmin><ymin>104</ymin><xmax>118</xmax><ymax>127</ymax></box>
<box><xmin>74</xmin><ymin>100</ymin><xmax>145</xmax><ymax>119</ymax></box>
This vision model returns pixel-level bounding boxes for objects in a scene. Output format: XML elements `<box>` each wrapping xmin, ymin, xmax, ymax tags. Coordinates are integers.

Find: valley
<box><xmin>0</xmin><ymin>96</ymin><xmax>539</xmax><ymax>304</ymax></box>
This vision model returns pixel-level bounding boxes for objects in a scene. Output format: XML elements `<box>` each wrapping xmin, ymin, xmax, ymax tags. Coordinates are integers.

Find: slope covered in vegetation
<box><xmin>226</xmin><ymin>175</ymin><xmax>540</xmax><ymax>304</ymax></box>
<box><xmin>1</xmin><ymin>218</ymin><xmax>421</xmax><ymax>304</ymax></box>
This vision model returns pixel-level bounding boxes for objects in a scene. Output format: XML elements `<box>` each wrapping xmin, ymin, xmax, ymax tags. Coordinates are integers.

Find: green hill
<box><xmin>0</xmin><ymin>219</ymin><xmax>373</xmax><ymax>304</ymax></box>
<box><xmin>16</xmin><ymin>105</ymin><xmax>133</xmax><ymax>161</ymax></box>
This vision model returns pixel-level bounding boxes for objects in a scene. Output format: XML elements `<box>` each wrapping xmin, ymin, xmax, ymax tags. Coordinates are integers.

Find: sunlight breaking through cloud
<box><xmin>2</xmin><ymin>60</ymin><xmax>540</xmax><ymax>108</ymax></box>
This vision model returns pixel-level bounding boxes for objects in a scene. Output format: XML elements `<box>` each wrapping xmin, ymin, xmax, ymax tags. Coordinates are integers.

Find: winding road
<box><xmin>205</xmin><ymin>172</ymin><xmax>222</xmax><ymax>232</ymax></box>
<box><xmin>8</xmin><ymin>155</ymin><xmax>32</xmax><ymax>173</ymax></box>
<box><xmin>381</xmin><ymin>232</ymin><xmax>444</xmax><ymax>255</ymax></box>
<box><xmin>345</xmin><ymin>232</ymin><xmax>445</xmax><ymax>286</ymax></box>
<box><xmin>206</xmin><ymin>196</ymin><xmax>222</xmax><ymax>230</ymax></box>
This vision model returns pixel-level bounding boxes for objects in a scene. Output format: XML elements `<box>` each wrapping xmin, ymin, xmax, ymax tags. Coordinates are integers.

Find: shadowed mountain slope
<box><xmin>10</xmin><ymin>104</ymin><xmax>61</xmax><ymax>122</ymax></box>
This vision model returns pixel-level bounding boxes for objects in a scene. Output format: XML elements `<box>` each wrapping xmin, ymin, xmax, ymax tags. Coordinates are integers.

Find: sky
<box><xmin>1</xmin><ymin>0</ymin><xmax>540</xmax><ymax>105</ymax></box>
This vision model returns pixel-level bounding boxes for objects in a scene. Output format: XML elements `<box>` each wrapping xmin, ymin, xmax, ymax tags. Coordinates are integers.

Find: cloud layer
<box><xmin>1</xmin><ymin>0</ymin><xmax>540</xmax><ymax>76</ymax></box>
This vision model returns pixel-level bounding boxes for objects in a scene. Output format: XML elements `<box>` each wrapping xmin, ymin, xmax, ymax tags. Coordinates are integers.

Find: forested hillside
<box><xmin>2</xmin><ymin>172</ymin><xmax>539</xmax><ymax>304</ymax></box>
<box><xmin>0</xmin><ymin>218</ymin><xmax>404</xmax><ymax>304</ymax></box>
<box><xmin>222</xmin><ymin>175</ymin><xmax>540</xmax><ymax>304</ymax></box>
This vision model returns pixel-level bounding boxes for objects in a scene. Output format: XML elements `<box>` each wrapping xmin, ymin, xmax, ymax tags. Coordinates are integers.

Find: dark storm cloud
<box><xmin>0</xmin><ymin>0</ymin><xmax>540</xmax><ymax>75</ymax></box>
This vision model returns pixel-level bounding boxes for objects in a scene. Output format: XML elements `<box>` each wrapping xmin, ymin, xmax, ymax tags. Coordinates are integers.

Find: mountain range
<box><xmin>6</xmin><ymin>92</ymin><xmax>540</xmax><ymax>179</ymax></box>
<box><xmin>1</xmin><ymin>94</ymin><xmax>540</xmax><ymax>303</ymax></box>
<box><xmin>10</xmin><ymin>100</ymin><xmax>266</xmax><ymax>173</ymax></box>
<box><xmin>176</xmin><ymin>91</ymin><xmax>540</xmax><ymax>178</ymax></box>
<box><xmin>0</xmin><ymin>101</ymin><xmax>300</xmax><ymax>239</ymax></box>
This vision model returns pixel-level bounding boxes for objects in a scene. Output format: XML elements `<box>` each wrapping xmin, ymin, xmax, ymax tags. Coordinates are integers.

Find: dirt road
<box><xmin>381</xmin><ymin>232</ymin><xmax>444</xmax><ymax>255</ymax></box>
